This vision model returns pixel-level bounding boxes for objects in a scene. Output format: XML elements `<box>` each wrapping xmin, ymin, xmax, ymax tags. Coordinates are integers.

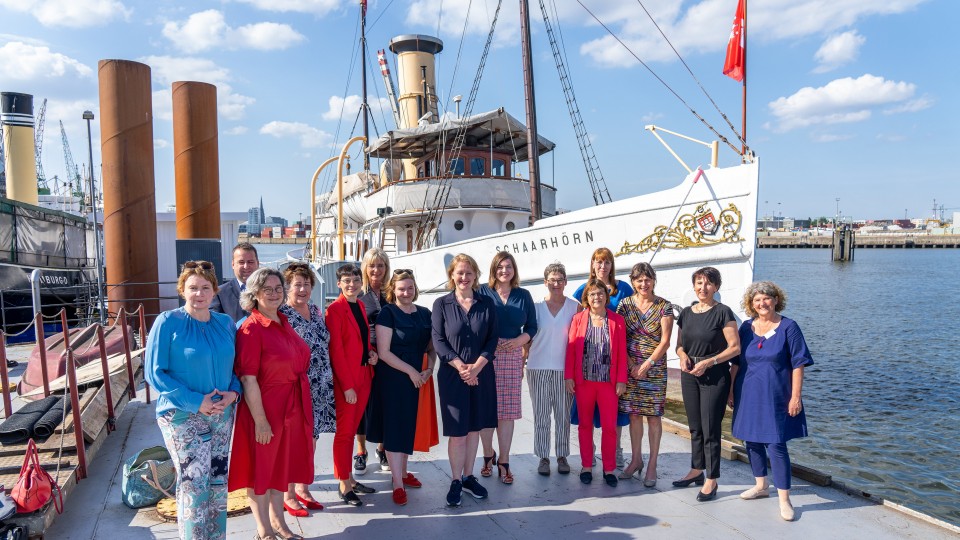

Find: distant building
<box><xmin>243</xmin><ymin>197</ymin><xmax>287</xmax><ymax>236</ymax></box>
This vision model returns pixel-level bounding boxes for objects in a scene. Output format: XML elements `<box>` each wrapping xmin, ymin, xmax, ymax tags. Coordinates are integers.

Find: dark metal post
<box><xmin>0</xmin><ymin>333</ymin><xmax>11</xmax><ymax>417</ymax></box>
<box><xmin>119</xmin><ymin>309</ymin><xmax>136</xmax><ymax>400</ymax></box>
<box><xmin>35</xmin><ymin>312</ymin><xmax>50</xmax><ymax>397</ymax></box>
<box><xmin>83</xmin><ymin>110</ymin><xmax>106</xmax><ymax>325</ymax></box>
<box><xmin>519</xmin><ymin>0</ymin><xmax>542</xmax><ymax>222</ymax></box>
<box><xmin>66</xmin><ymin>348</ymin><xmax>87</xmax><ymax>480</ymax></box>
<box><xmin>96</xmin><ymin>325</ymin><xmax>116</xmax><ymax>431</ymax></box>
<box><xmin>138</xmin><ymin>304</ymin><xmax>150</xmax><ymax>403</ymax></box>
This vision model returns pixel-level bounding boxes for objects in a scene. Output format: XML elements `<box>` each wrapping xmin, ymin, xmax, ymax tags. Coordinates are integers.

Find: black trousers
<box><xmin>680</xmin><ymin>366</ymin><xmax>730</xmax><ymax>479</ymax></box>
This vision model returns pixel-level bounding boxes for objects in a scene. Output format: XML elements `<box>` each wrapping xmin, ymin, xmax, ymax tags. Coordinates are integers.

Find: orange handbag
<box><xmin>11</xmin><ymin>439</ymin><xmax>62</xmax><ymax>514</ymax></box>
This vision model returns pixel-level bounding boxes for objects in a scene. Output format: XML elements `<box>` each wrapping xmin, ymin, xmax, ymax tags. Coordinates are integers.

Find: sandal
<box><xmin>497</xmin><ymin>461</ymin><xmax>514</xmax><ymax>485</ymax></box>
<box><xmin>481</xmin><ymin>451</ymin><xmax>497</xmax><ymax>478</ymax></box>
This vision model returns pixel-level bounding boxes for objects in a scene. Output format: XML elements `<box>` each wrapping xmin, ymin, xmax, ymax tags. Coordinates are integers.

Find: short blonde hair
<box><xmin>177</xmin><ymin>261</ymin><xmax>219</xmax><ymax>296</ymax></box>
<box><xmin>741</xmin><ymin>281</ymin><xmax>788</xmax><ymax>318</ymax></box>
<box><xmin>445</xmin><ymin>253</ymin><xmax>481</xmax><ymax>290</ymax></box>
<box><xmin>360</xmin><ymin>248</ymin><xmax>390</xmax><ymax>293</ymax></box>
<box><xmin>487</xmin><ymin>251</ymin><xmax>520</xmax><ymax>288</ymax></box>
<box><xmin>385</xmin><ymin>270</ymin><xmax>418</xmax><ymax>303</ymax></box>
<box><xmin>239</xmin><ymin>268</ymin><xmax>285</xmax><ymax>312</ymax></box>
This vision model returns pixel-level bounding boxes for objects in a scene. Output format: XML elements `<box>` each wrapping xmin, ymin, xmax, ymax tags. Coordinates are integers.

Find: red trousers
<box><xmin>575</xmin><ymin>380</ymin><xmax>618</xmax><ymax>471</ymax></box>
<box><xmin>332</xmin><ymin>379</ymin><xmax>371</xmax><ymax>480</ymax></box>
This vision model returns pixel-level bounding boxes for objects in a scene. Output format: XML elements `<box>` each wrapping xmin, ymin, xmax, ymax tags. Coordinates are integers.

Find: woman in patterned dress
<box><xmin>616</xmin><ymin>263</ymin><xmax>674</xmax><ymax>487</ymax></box>
<box><xmin>278</xmin><ymin>263</ymin><xmax>334</xmax><ymax>516</ymax></box>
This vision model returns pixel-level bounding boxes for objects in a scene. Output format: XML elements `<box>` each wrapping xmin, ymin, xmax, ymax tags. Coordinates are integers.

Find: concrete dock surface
<box><xmin>31</xmin><ymin>383</ymin><xmax>955</xmax><ymax>540</ymax></box>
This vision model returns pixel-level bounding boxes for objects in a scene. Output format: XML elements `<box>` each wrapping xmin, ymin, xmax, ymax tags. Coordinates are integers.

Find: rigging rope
<box><xmin>320</xmin><ymin>11</ymin><xmax>363</xmax><ymax>197</ymax></box>
<box><xmin>575</xmin><ymin>0</ymin><xmax>742</xmax><ymax>157</ymax></box>
<box><xmin>634</xmin><ymin>0</ymin><xmax>745</xmax><ymax>148</ymax></box>
<box><xmin>414</xmin><ymin>0</ymin><xmax>503</xmax><ymax>250</ymax></box>
<box><xmin>443</xmin><ymin>0</ymin><xmax>474</xmax><ymax>117</ymax></box>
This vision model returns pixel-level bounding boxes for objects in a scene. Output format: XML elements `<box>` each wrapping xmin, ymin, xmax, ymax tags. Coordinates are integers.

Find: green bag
<box><xmin>121</xmin><ymin>446</ymin><xmax>176</xmax><ymax>508</ymax></box>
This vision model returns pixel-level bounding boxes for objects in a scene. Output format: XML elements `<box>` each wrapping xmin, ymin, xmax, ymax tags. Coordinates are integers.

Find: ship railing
<box><xmin>0</xmin><ymin>282</ymin><xmax>99</xmax><ymax>339</ymax></box>
<box><xmin>1</xmin><ymin>303</ymin><xmax>153</xmax><ymax>483</ymax></box>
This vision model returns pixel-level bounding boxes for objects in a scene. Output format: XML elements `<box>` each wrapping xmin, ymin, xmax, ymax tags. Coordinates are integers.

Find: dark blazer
<box><xmin>212</xmin><ymin>279</ymin><xmax>248</xmax><ymax>324</ymax></box>
<box><xmin>325</xmin><ymin>295</ymin><xmax>375</xmax><ymax>393</ymax></box>
<box><xmin>564</xmin><ymin>308</ymin><xmax>628</xmax><ymax>385</ymax></box>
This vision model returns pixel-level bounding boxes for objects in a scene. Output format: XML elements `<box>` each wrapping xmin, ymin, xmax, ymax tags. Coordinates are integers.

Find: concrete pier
<box><xmin>757</xmin><ymin>234</ymin><xmax>960</xmax><ymax>249</ymax></box>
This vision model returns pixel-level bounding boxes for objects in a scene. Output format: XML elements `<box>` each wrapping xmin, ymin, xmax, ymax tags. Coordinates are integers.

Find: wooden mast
<box><xmin>519</xmin><ymin>0</ymin><xmax>542</xmax><ymax>222</ymax></box>
<box><xmin>361</xmin><ymin>0</ymin><xmax>370</xmax><ymax>171</ymax></box>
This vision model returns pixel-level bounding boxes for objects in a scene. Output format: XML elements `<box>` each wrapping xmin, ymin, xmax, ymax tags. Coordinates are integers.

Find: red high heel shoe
<box><xmin>295</xmin><ymin>493</ymin><xmax>324</xmax><ymax>510</ymax></box>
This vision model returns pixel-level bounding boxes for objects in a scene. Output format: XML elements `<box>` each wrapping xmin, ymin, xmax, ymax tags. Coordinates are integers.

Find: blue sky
<box><xmin>1</xmin><ymin>0</ymin><xmax>956</xmax><ymax>223</ymax></box>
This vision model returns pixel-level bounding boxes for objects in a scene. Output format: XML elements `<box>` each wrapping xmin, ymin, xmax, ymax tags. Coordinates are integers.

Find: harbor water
<box><xmin>254</xmin><ymin>243</ymin><xmax>959</xmax><ymax>526</ymax></box>
<box><xmin>754</xmin><ymin>249</ymin><xmax>960</xmax><ymax>527</ymax></box>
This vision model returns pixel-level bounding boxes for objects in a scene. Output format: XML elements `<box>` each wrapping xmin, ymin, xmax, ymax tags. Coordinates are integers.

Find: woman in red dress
<box><xmin>229</xmin><ymin>268</ymin><xmax>314</xmax><ymax>540</ymax></box>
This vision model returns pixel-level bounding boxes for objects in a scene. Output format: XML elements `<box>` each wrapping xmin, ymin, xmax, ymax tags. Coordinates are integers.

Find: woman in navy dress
<box><xmin>368</xmin><ymin>270</ymin><xmax>435</xmax><ymax>506</ymax></box>
<box><xmin>732</xmin><ymin>281</ymin><xmax>813</xmax><ymax>522</ymax></box>
<box><xmin>431</xmin><ymin>254</ymin><xmax>498</xmax><ymax>508</ymax></box>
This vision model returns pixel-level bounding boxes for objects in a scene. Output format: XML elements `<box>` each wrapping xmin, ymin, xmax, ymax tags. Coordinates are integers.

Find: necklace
<box><xmin>694</xmin><ymin>302</ymin><xmax>715</xmax><ymax>314</ymax></box>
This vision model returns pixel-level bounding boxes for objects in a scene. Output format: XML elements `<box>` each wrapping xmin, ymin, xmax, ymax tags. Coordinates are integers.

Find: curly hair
<box><xmin>741</xmin><ymin>281</ymin><xmax>788</xmax><ymax>318</ymax></box>
<box><xmin>239</xmin><ymin>268</ymin><xmax>285</xmax><ymax>312</ymax></box>
<box><xmin>543</xmin><ymin>261</ymin><xmax>566</xmax><ymax>280</ymax></box>
<box><xmin>283</xmin><ymin>262</ymin><xmax>316</xmax><ymax>287</ymax></box>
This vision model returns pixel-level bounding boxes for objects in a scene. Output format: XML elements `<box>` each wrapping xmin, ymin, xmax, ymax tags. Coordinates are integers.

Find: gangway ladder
<box><xmin>538</xmin><ymin>0</ymin><xmax>611</xmax><ymax>205</ymax></box>
<box><xmin>378</xmin><ymin>50</ymin><xmax>403</xmax><ymax>129</ymax></box>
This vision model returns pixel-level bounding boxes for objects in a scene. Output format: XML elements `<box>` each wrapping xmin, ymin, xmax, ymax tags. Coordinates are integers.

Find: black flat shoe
<box><xmin>672</xmin><ymin>472</ymin><xmax>705</xmax><ymax>488</ymax></box>
<box><xmin>352</xmin><ymin>482</ymin><xmax>376</xmax><ymax>494</ymax></box>
<box><xmin>579</xmin><ymin>471</ymin><xmax>593</xmax><ymax>484</ymax></box>
<box><xmin>696</xmin><ymin>484</ymin><xmax>718</xmax><ymax>502</ymax></box>
<box><xmin>603</xmin><ymin>473</ymin><xmax>618</xmax><ymax>487</ymax></box>
<box><xmin>339</xmin><ymin>489</ymin><xmax>363</xmax><ymax>507</ymax></box>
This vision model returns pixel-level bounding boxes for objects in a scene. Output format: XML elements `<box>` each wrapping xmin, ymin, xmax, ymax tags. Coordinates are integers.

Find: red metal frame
<box><xmin>118</xmin><ymin>308</ymin><xmax>136</xmax><ymax>400</ymax></box>
<box><xmin>138</xmin><ymin>304</ymin><xmax>151</xmax><ymax>404</ymax></box>
<box><xmin>96</xmin><ymin>325</ymin><xmax>116</xmax><ymax>432</ymax></box>
<box><xmin>35</xmin><ymin>312</ymin><xmax>51</xmax><ymax>397</ymax></box>
<box><xmin>0</xmin><ymin>333</ymin><xmax>11</xmax><ymax>418</ymax></box>
<box><xmin>66</xmin><ymin>348</ymin><xmax>87</xmax><ymax>480</ymax></box>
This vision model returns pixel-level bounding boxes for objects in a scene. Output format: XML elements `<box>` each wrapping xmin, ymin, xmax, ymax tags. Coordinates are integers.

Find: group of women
<box><xmin>145</xmin><ymin>246</ymin><xmax>814</xmax><ymax>539</ymax></box>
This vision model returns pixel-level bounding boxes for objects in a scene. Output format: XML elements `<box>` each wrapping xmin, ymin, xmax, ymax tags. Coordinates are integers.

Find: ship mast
<box><xmin>519</xmin><ymin>0</ymin><xmax>542</xmax><ymax>222</ymax></box>
<box><xmin>361</xmin><ymin>0</ymin><xmax>370</xmax><ymax>171</ymax></box>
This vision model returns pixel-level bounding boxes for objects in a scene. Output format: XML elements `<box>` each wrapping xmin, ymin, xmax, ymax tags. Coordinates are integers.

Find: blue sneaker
<box><xmin>446</xmin><ymin>479</ymin><xmax>463</xmax><ymax>507</ymax></box>
<box><xmin>461</xmin><ymin>475</ymin><xmax>488</xmax><ymax>499</ymax></box>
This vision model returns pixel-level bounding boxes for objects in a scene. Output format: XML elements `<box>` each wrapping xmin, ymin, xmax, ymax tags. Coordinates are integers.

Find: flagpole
<box><xmin>741</xmin><ymin>0</ymin><xmax>747</xmax><ymax>158</ymax></box>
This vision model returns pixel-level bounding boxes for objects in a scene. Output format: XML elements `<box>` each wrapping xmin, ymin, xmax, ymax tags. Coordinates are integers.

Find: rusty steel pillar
<box><xmin>97</xmin><ymin>59</ymin><xmax>160</xmax><ymax>325</ymax></box>
<box><xmin>172</xmin><ymin>81</ymin><xmax>221</xmax><ymax>238</ymax></box>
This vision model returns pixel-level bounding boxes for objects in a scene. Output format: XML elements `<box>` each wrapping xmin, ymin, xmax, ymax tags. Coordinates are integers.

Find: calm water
<box><xmin>755</xmin><ymin>249</ymin><xmax>960</xmax><ymax>526</ymax></box>
<box><xmin>260</xmin><ymin>243</ymin><xmax>959</xmax><ymax>524</ymax></box>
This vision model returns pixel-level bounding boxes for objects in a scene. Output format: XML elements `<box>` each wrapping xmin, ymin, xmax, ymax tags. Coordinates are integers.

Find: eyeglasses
<box><xmin>261</xmin><ymin>286</ymin><xmax>285</xmax><ymax>295</ymax></box>
<box><xmin>184</xmin><ymin>261</ymin><xmax>213</xmax><ymax>270</ymax></box>
<box><xmin>587</xmin><ymin>292</ymin><xmax>607</xmax><ymax>298</ymax></box>
<box><xmin>545</xmin><ymin>279</ymin><xmax>566</xmax><ymax>285</ymax></box>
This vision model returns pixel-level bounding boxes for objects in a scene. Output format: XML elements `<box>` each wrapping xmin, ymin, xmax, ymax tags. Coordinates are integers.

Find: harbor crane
<box><xmin>34</xmin><ymin>98</ymin><xmax>48</xmax><ymax>193</ymax></box>
<box><xmin>60</xmin><ymin>120</ymin><xmax>84</xmax><ymax>201</ymax></box>
<box><xmin>377</xmin><ymin>49</ymin><xmax>402</xmax><ymax>128</ymax></box>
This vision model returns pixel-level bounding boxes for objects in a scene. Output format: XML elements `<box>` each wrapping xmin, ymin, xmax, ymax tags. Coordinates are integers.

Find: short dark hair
<box><xmin>580</xmin><ymin>278</ymin><xmax>610</xmax><ymax>310</ymax></box>
<box><xmin>336</xmin><ymin>264</ymin><xmax>362</xmax><ymax>280</ymax></box>
<box><xmin>233</xmin><ymin>241</ymin><xmax>259</xmax><ymax>260</ymax></box>
<box><xmin>630</xmin><ymin>262</ymin><xmax>656</xmax><ymax>282</ymax></box>
<box><xmin>691</xmin><ymin>266</ymin><xmax>722</xmax><ymax>288</ymax></box>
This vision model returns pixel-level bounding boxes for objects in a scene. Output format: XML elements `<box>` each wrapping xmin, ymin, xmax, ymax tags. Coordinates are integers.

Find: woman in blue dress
<box><xmin>731</xmin><ymin>281</ymin><xmax>813</xmax><ymax>522</ymax></box>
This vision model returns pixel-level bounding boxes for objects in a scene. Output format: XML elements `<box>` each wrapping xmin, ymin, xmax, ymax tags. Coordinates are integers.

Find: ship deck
<box><xmin>3</xmin><ymin>344</ymin><xmax>955</xmax><ymax>539</ymax></box>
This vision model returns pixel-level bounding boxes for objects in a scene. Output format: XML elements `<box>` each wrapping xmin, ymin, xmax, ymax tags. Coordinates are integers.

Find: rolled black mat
<box><xmin>33</xmin><ymin>398</ymin><xmax>71</xmax><ymax>439</ymax></box>
<box><xmin>0</xmin><ymin>395</ymin><xmax>61</xmax><ymax>445</ymax></box>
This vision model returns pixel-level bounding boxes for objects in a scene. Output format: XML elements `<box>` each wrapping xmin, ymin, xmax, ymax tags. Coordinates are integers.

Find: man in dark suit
<box><xmin>211</xmin><ymin>242</ymin><xmax>259</xmax><ymax>323</ymax></box>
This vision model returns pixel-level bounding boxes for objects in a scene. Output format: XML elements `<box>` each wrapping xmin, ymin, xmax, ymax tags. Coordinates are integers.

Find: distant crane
<box><xmin>60</xmin><ymin>120</ymin><xmax>84</xmax><ymax>201</ymax></box>
<box><xmin>34</xmin><ymin>98</ymin><xmax>48</xmax><ymax>193</ymax></box>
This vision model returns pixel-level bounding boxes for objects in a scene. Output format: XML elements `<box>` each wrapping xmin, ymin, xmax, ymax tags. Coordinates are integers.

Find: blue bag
<box><xmin>121</xmin><ymin>446</ymin><xmax>176</xmax><ymax>508</ymax></box>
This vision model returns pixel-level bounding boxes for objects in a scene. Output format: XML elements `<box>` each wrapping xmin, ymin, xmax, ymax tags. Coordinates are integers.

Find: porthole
<box><xmin>454</xmin><ymin>220</ymin><xmax>464</xmax><ymax>231</ymax></box>
<box><xmin>506</xmin><ymin>221</ymin><xmax>516</xmax><ymax>231</ymax></box>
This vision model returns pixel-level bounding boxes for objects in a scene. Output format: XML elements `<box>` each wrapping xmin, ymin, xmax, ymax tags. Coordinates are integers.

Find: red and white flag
<box><xmin>723</xmin><ymin>0</ymin><xmax>745</xmax><ymax>82</ymax></box>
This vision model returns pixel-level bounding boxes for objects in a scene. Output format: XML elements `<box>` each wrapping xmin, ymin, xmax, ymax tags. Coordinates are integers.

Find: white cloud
<box><xmin>141</xmin><ymin>55</ymin><xmax>256</xmax><ymax>121</ymax></box>
<box><xmin>767</xmin><ymin>74</ymin><xmax>917</xmax><ymax>132</ymax></box>
<box><xmin>224</xmin><ymin>126</ymin><xmax>249</xmax><ymax>135</ymax></box>
<box><xmin>812</xmin><ymin>133</ymin><xmax>854</xmax><ymax>143</ymax></box>
<box><xmin>0</xmin><ymin>0</ymin><xmax>131</xmax><ymax>28</ymax></box>
<box><xmin>162</xmin><ymin>10</ymin><xmax>305</xmax><ymax>54</ymax></box>
<box><xmin>575</xmin><ymin>0</ymin><xmax>926</xmax><ymax>68</ymax></box>
<box><xmin>883</xmin><ymin>96</ymin><xmax>933</xmax><ymax>114</ymax></box>
<box><xmin>405</xmin><ymin>0</ymin><xmax>522</xmax><ymax>43</ymax></box>
<box><xmin>154</xmin><ymin>139</ymin><xmax>170</xmax><ymax>149</ymax></box>
<box><xmin>234</xmin><ymin>0</ymin><xmax>342</xmax><ymax>16</ymax></box>
<box><xmin>321</xmin><ymin>95</ymin><xmax>391</xmax><ymax>122</ymax></box>
<box><xmin>0</xmin><ymin>42</ymin><xmax>92</xmax><ymax>81</ymax></box>
<box><xmin>260</xmin><ymin>121</ymin><xmax>333</xmax><ymax>148</ymax></box>
<box><xmin>813</xmin><ymin>31</ymin><xmax>865</xmax><ymax>73</ymax></box>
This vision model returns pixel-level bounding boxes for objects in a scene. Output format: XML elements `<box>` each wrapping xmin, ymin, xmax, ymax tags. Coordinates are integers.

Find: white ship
<box><xmin>309</xmin><ymin>9</ymin><xmax>759</xmax><ymax>345</ymax></box>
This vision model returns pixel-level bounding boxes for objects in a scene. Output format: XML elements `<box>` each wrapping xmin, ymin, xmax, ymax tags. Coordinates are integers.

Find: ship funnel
<box><xmin>1</xmin><ymin>92</ymin><xmax>39</xmax><ymax>205</ymax></box>
<box><xmin>389</xmin><ymin>35</ymin><xmax>443</xmax><ymax>180</ymax></box>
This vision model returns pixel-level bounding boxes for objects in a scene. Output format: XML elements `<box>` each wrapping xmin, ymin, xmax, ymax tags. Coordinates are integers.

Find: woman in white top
<box><xmin>526</xmin><ymin>262</ymin><xmax>581</xmax><ymax>476</ymax></box>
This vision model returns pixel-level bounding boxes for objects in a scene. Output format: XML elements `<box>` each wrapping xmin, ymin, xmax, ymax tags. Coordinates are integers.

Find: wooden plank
<box><xmin>0</xmin><ymin>458</ymin><xmax>72</xmax><ymax>475</ymax></box>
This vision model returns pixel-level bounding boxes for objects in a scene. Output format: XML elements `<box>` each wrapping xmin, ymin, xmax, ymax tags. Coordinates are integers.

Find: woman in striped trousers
<box><xmin>526</xmin><ymin>263</ymin><xmax>581</xmax><ymax>475</ymax></box>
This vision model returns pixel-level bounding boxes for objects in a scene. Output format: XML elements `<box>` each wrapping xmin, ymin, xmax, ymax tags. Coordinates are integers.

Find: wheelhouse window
<box><xmin>448</xmin><ymin>157</ymin><xmax>465</xmax><ymax>175</ymax></box>
<box><xmin>491</xmin><ymin>159</ymin><xmax>505</xmax><ymax>176</ymax></box>
<box><xmin>470</xmin><ymin>157</ymin><xmax>485</xmax><ymax>176</ymax></box>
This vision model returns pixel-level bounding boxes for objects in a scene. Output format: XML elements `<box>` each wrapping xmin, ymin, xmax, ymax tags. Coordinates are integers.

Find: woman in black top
<box><xmin>673</xmin><ymin>267</ymin><xmax>741</xmax><ymax>502</ymax></box>
<box><xmin>356</xmin><ymin>248</ymin><xmax>390</xmax><ymax>474</ymax></box>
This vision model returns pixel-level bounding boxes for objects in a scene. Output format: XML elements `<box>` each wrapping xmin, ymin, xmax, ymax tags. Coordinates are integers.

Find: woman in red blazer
<box><xmin>326</xmin><ymin>264</ymin><xmax>379</xmax><ymax>506</ymax></box>
<box><xmin>564</xmin><ymin>279</ymin><xmax>628</xmax><ymax>488</ymax></box>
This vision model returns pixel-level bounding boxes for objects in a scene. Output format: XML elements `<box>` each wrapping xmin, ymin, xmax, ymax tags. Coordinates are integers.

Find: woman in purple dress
<box><xmin>731</xmin><ymin>281</ymin><xmax>813</xmax><ymax>522</ymax></box>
